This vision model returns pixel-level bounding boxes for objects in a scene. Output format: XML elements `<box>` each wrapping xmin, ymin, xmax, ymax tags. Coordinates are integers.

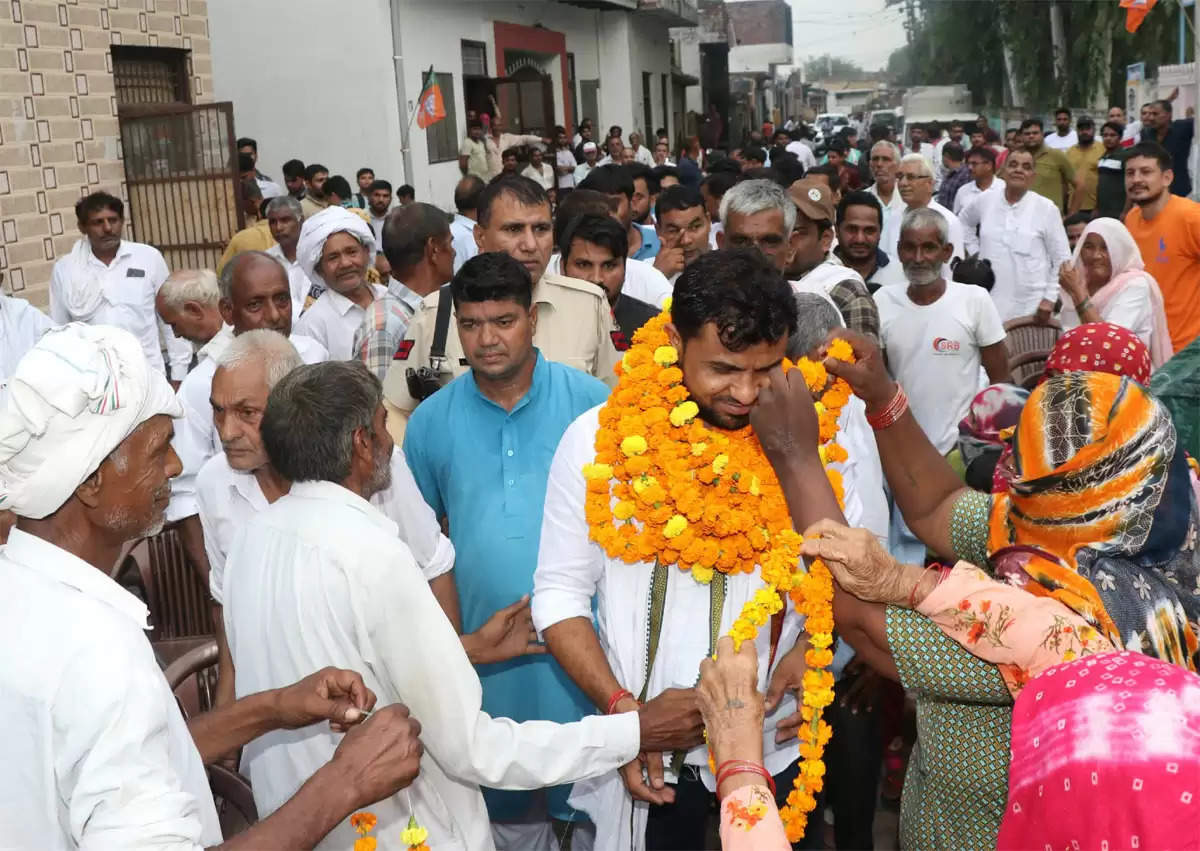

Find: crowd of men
<box><xmin>2</xmin><ymin>92</ymin><xmax>1200</xmax><ymax>851</ymax></box>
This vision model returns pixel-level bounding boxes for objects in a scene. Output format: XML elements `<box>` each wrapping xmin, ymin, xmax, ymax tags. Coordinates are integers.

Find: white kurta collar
<box><xmin>4</xmin><ymin>528</ymin><xmax>151</xmax><ymax>629</ymax></box>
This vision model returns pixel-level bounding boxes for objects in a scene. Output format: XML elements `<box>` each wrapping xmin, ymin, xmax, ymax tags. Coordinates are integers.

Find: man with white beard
<box><xmin>874</xmin><ymin>207</ymin><xmax>1010</xmax><ymax>457</ymax></box>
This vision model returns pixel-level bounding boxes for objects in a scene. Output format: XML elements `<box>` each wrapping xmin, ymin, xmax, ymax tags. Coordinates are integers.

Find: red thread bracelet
<box><xmin>606</xmin><ymin>688</ymin><xmax>634</xmax><ymax>715</ymax></box>
<box><xmin>715</xmin><ymin>760</ymin><xmax>776</xmax><ymax>798</ymax></box>
<box><xmin>866</xmin><ymin>384</ymin><xmax>909</xmax><ymax>430</ymax></box>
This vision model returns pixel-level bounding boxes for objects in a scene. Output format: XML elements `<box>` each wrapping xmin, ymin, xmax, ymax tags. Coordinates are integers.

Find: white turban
<box><xmin>0</xmin><ymin>323</ymin><xmax>182</xmax><ymax>519</ymax></box>
<box><xmin>296</xmin><ymin>206</ymin><xmax>376</xmax><ymax>288</ymax></box>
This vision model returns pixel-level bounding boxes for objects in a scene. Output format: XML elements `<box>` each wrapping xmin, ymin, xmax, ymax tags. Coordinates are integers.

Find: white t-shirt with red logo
<box><xmin>875</xmin><ymin>281</ymin><xmax>1006</xmax><ymax>454</ymax></box>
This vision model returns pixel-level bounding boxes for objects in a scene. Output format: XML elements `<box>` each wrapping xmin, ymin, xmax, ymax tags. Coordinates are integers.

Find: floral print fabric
<box><xmin>718</xmin><ymin>784</ymin><xmax>789</xmax><ymax>850</ymax></box>
<box><xmin>916</xmin><ymin>562</ymin><xmax>1117</xmax><ymax>697</ymax></box>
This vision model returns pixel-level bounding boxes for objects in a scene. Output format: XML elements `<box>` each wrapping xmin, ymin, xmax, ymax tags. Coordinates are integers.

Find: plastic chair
<box><xmin>163</xmin><ymin>640</ymin><xmax>255</xmax><ymax>834</ymax></box>
<box><xmin>1010</xmin><ymin>351</ymin><xmax>1050</xmax><ymax>390</ymax></box>
<box><xmin>122</xmin><ymin>528</ymin><xmax>213</xmax><ymax>650</ymax></box>
<box><xmin>1003</xmin><ymin>316</ymin><xmax>1062</xmax><ymax>361</ymax></box>
<box><xmin>163</xmin><ymin>639</ymin><xmax>219</xmax><ymax>719</ymax></box>
<box><xmin>208</xmin><ymin>764</ymin><xmax>258</xmax><ymax>835</ymax></box>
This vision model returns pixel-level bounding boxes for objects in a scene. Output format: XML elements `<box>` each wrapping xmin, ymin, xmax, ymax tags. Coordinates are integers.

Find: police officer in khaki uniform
<box><xmin>383</xmin><ymin>175</ymin><xmax>620</xmax><ymax>441</ymax></box>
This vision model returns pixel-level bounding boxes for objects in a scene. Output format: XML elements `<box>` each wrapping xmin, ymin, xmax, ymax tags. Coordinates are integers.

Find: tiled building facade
<box><xmin>0</xmin><ymin>0</ymin><xmax>213</xmax><ymax>308</ymax></box>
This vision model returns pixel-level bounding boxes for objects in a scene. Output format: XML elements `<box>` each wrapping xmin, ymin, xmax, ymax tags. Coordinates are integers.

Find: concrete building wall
<box><xmin>208</xmin><ymin>0</ymin><xmax>402</xmax><ymax>199</ymax></box>
<box><xmin>1</xmin><ymin>0</ymin><xmax>214</xmax><ymax>308</ymax></box>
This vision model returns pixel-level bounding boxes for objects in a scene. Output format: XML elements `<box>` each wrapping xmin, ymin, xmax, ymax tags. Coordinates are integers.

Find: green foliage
<box><xmin>889</xmin><ymin>0</ymin><xmax>1192</xmax><ymax>109</ymax></box>
<box><xmin>804</xmin><ymin>54</ymin><xmax>869</xmax><ymax>80</ymax></box>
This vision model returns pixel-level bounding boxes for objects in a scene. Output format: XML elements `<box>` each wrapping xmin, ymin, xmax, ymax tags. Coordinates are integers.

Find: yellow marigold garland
<box><xmin>583</xmin><ymin>303</ymin><xmax>855</xmax><ymax>843</ymax></box>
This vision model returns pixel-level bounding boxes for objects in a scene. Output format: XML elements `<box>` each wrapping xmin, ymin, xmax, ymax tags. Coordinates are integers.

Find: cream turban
<box><xmin>0</xmin><ymin>323</ymin><xmax>182</xmax><ymax>519</ymax></box>
<box><xmin>296</xmin><ymin>206</ymin><xmax>376</xmax><ymax>288</ymax></box>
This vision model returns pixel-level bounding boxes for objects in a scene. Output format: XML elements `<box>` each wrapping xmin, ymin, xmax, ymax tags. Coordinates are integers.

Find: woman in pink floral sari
<box><xmin>800</xmin><ymin>520</ymin><xmax>1200</xmax><ymax>849</ymax></box>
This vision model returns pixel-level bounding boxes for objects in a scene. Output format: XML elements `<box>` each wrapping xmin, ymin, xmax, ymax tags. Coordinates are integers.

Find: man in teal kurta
<box><xmin>403</xmin><ymin>251</ymin><xmax>610</xmax><ymax>848</ymax></box>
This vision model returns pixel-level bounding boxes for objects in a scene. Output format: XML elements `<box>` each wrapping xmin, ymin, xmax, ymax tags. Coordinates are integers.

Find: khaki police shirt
<box><xmin>382</xmin><ymin>271</ymin><xmax>621</xmax><ymax>436</ymax></box>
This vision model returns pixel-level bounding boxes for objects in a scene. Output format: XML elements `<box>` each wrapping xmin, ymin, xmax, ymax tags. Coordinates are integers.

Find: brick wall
<box><xmin>0</xmin><ymin>0</ymin><xmax>212</xmax><ymax>309</ymax></box>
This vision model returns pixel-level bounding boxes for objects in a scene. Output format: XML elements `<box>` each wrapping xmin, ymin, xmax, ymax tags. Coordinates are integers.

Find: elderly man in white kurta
<box><xmin>222</xmin><ymin>360</ymin><xmax>693</xmax><ymax>851</ymax></box>
<box><xmin>197</xmin><ymin>330</ymin><xmax>456</xmax><ymax>706</ymax></box>
<box><xmin>167</xmin><ymin>251</ymin><xmax>328</xmax><ymax>531</ymax></box>
<box><xmin>294</xmin><ymin>206</ymin><xmax>389</xmax><ymax>360</ymax></box>
<box><xmin>0</xmin><ymin>324</ymin><xmax>426</xmax><ymax>850</ymax></box>
<box><xmin>960</xmin><ymin>147</ymin><xmax>1072</xmax><ymax>322</ymax></box>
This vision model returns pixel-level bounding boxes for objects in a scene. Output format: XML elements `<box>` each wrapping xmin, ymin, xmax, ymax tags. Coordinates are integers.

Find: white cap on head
<box><xmin>296</xmin><ymin>206</ymin><xmax>376</xmax><ymax>289</ymax></box>
<box><xmin>0</xmin><ymin>323</ymin><xmax>182</xmax><ymax>519</ymax></box>
<box><xmin>583</xmin><ymin>141</ymin><xmax>598</xmax><ymax>153</ymax></box>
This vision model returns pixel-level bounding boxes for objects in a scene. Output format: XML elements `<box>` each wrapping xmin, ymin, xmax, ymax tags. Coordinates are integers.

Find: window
<box><xmin>111</xmin><ymin>46</ymin><xmax>191</xmax><ymax>108</ymax></box>
<box><xmin>461</xmin><ymin>41</ymin><xmax>488</xmax><ymax>78</ymax></box>
<box><xmin>425</xmin><ymin>71</ymin><xmax>460</xmax><ymax>164</ymax></box>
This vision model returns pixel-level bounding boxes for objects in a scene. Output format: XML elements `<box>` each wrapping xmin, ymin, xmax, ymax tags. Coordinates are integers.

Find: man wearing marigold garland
<box><xmin>533</xmin><ymin>249</ymin><xmax>866</xmax><ymax>850</ymax></box>
<box><xmin>403</xmin><ymin>251</ymin><xmax>685</xmax><ymax>851</ymax></box>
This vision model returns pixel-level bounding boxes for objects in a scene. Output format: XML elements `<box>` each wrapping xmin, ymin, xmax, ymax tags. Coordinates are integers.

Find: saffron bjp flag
<box><xmin>1120</xmin><ymin>0</ymin><xmax>1157</xmax><ymax>33</ymax></box>
<box><xmin>416</xmin><ymin>68</ymin><xmax>446</xmax><ymax>129</ymax></box>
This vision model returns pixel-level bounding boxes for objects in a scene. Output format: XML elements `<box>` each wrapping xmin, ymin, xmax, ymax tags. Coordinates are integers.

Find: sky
<box><xmin>788</xmin><ymin>0</ymin><xmax>909</xmax><ymax>74</ymax></box>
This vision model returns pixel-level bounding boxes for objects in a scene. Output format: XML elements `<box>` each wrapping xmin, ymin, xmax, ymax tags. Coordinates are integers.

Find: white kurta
<box><xmin>223</xmin><ymin>481</ymin><xmax>641</xmax><ymax>851</ymax></box>
<box><xmin>0</xmin><ymin>530</ymin><xmax>220</xmax><ymax>849</ymax></box>
<box><xmin>295</xmin><ymin>283</ymin><xmax>389</xmax><ymax>361</ymax></box>
<box><xmin>167</xmin><ymin>330</ymin><xmax>327</xmax><ymax>522</ymax></box>
<box><xmin>265</xmin><ymin>244</ymin><xmax>315</xmax><ymax>322</ymax></box>
<box><xmin>0</xmin><ymin>294</ymin><xmax>55</xmax><ymax>383</ymax></box>
<box><xmin>451</xmin><ymin>214</ymin><xmax>479</xmax><ymax>274</ymax></box>
<box><xmin>867</xmin><ymin>183</ymin><xmax>906</xmax><ymax>267</ymax></box>
<box><xmin>531</xmin><ymin>405</ymin><xmax>868</xmax><ymax>851</ymax></box>
<box><xmin>49</xmin><ymin>239</ymin><xmax>192</xmax><ymax>380</ymax></box>
<box><xmin>952</xmin><ymin>178</ymin><xmax>1005</xmax><ymax>216</ymax></box>
<box><xmin>960</xmin><ymin>189</ymin><xmax>1072</xmax><ymax>321</ymax></box>
<box><xmin>197</xmin><ymin>446</ymin><xmax>455</xmax><ymax>603</ymax></box>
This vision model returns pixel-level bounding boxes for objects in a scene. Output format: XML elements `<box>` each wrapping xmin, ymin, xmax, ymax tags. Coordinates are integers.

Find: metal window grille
<box><xmin>461</xmin><ymin>41</ymin><xmax>488</xmax><ymax>78</ymax></box>
<box><xmin>425</xmin><ymin>72</ymin><xmax>460</xmax><ymax>164</ymax></box>
<box><xmin>112</xmin><ymin>46</ymin><xmax>191</xmax><ymax>108</ymax></box>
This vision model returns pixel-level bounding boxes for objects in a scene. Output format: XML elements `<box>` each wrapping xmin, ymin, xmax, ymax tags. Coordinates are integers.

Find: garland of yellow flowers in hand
<box><xmin>582</xmin><ymin>303</ymin><xmax>854</xmax><ymax>843</ymax></box>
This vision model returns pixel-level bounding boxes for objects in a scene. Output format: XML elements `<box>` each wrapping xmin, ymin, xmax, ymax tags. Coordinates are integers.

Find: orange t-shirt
<box><xmin>1126</xmin><ymin>195</ymin><xmax>1200</xmax><ymax>352</ymax></box>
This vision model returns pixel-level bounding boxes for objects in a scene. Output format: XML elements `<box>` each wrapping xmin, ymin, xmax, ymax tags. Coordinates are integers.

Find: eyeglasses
<box><xmin>897</xmin><ymin>173</ymin><xmax>931</xmax><ymax>183</ymax></box>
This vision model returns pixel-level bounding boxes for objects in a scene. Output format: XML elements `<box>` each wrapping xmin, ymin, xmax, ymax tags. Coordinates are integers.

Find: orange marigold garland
<box><xmin>583</xmin><ymin>303</ymin><xmax>855</xmax><ymax>843</ymax></box>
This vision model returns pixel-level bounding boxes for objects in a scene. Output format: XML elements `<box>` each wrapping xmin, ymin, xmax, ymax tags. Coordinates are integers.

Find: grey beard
<box><xmin>904</xmin><ymin>263</ymin><xmax>940</xmax><ymax>286</ymax></box>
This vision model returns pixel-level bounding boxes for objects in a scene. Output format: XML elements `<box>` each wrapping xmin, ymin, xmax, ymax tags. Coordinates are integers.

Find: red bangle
<box><xmin>715</xmin><ymin>760</ymin><xmax>776</xmax><ymax>798</ymax></box>
<box><xmin>866</xmin><ymin>384</ymin><xmax>908</xmax><ymax>430</ymax></box>
<box><xmin>606</xmin><ymin>688</ymin><xmax>634</xmax><ymax>715</ymax></box>
<box><xmin>908</xmin><ymin>562</ymin><xmax>942</xmax><ymax>608</ymax></box>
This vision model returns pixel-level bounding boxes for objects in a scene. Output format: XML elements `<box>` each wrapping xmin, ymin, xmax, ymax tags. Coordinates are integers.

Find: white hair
<box><xmin>899</xmin><ymin>153</ymin><xmax>934</xmax><ymax>179</ymax></box>
<box><xmin>787</xmin><ymin>293</ymin><xmax>844</xmax><ymax>360</ymax></box>
<box><xmin>159</xmin><ymin>269</ymin><xmax>219</xmax><ymax>310</ymax></box>
<box><xmin>215</xmin><ymin>329</ymin><xmax>302</xmax><ymax>392</ymax></box>
<box><xmin>265</xmin><ymin>194</ymin><xmax>303</xmax><ymax>220</ymax></box>
<box><xmin>870</xmin><ymin>140</ymin><xmax>901</xmax><ymax>161</ymax></box>
<box><xmin>899</xmin><ymin>206</ymin><xmax>950</xmax><ymax>245</ymax></box>
<box><xmin>718</xmin><ymin>178</ymin><xmax>796</xmax><ymax>231</ymax></box>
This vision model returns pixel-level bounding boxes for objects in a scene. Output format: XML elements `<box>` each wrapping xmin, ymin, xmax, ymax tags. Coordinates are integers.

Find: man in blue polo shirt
<box><xmin>403</xmin><ymin>250</ymin><xmax>611</xmax><ymax>851</ymax></box>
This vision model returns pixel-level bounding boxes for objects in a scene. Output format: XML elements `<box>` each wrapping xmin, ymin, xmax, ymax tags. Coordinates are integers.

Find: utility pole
<box><xmin>1048</xmin><ymin>1</ymin><xmax>1068</xmax><ymax>102</ymax></box>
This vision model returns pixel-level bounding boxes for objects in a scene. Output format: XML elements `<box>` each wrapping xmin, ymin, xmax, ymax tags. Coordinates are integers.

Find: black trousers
<box><xmin>644</xmin><ymin>760</ymin><xmax>826</xmax><ymax>850</ymax></box>
<box><xmin>824</xmin><ymin>670</ymin><xmax>885</xmax><ymax>850</ymax></box>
